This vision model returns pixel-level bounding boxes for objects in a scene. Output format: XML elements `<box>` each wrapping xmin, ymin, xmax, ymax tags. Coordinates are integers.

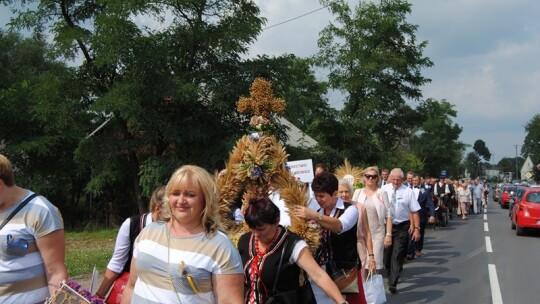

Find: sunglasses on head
<box><xmin>364</xmin><ymin>174</ymin><xmax>378</xmax><ymax>180</ymax></box>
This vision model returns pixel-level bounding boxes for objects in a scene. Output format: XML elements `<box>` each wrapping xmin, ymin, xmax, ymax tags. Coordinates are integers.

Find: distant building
<box><xmin>521</xmin><ymin>155</ymin><xmax>534</xmax><ymax>181</ymax></box>
<box><xmin>277</xmin><ymin>116</ymin><xmax>318</xmax><ymax>148</ymax></box>
<box><xmin>485</xmin><ymin>169</ymin><xmax>501</xmax><ymax>180</ymax></box>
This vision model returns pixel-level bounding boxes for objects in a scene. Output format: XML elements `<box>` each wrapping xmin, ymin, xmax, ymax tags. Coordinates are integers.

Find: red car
<box><xmin>511</xmin><ymin>188</ymin><xmax>540</xmax><ymax>236</ymax></box>
<box><xmin>500</xmin><ymin>185</ymin><xmax>517</xmax><ymax>208</ymax></box>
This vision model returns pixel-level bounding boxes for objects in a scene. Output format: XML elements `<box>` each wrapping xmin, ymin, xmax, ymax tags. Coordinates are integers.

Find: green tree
<box><xmin>497</xmin><ymin>156</ymin><xmax>524</xmax><ymax>180</ymax></box>
<box><xmin>464</xmin><ymin>152</ymin><xmax>481</xmax><ymax>179</ymax></box>
<box><xmin>313</xmin><ymin>0</ymin><xmax>433</xmax><ymax>164</ymax></box>
<box><xmin>0</xmin><ymin>30</ymin><xmax>90</xmax><ymax>228</ymax></box>
<box><xmin>473</xmin><ymin>139</ymin><xmax>491</xmax><ymax>162</ymax></box>
<box><xmin>408</xmin><ymin>98</ymin><xmax>465</xmax><ymax>177</ymax></box>
<box><xmin>522</xmin><ymin>113</ymin><xmax>540</xmax><ymax>165</ymax></box>
<box><xmin>3</xmin><ymin>0</ymin><xmax>265</xmax><ymax>222</ymax></box>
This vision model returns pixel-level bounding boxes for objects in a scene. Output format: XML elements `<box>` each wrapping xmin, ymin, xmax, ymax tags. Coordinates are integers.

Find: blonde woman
<box><xmin>353</xmin><ymin>166</ymin><xmax>393</xmax><ymax>280</ymax></box>
<box><xmin>121</xmin><ymin>165</ymin><xmax>244</xmax><ymax>304</ymax></box>
<box><xmin>453</xmin><ymin>180</ymin><xmax>461</xmax><ymax>216</ymax></box>
<box><xmin>457</xmin><ymin>182</ymin><xmax>471</xmax><ymax>219</ymax></box>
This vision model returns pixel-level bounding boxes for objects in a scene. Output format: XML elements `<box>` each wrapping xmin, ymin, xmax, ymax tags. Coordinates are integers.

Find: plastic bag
<box><xmin>363</xmin><ymin>272</ymin><xmax>386</xmax><ymax>304</ymax></box>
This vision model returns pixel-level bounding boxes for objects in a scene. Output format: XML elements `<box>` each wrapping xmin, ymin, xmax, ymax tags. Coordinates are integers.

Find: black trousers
<box><xmin>384</xmin><ymin>221</ymin><xmax>410</xmax><ymax>287</ymax></box>
<box><xmin>407</xmin><ymin>216</ymin><xmax>428</xmax><ymax>254</ymax></box>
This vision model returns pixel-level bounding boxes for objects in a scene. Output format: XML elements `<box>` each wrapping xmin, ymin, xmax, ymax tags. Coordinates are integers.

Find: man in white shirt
<box><xmin>381</xmin><ymin>168</ymin><xmax>421</xmax><ymax>294</ymax></box>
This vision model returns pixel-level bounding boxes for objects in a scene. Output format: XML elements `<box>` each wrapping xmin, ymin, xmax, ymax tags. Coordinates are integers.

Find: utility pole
<box><xmin>515</xmin><ymin>144</ymin><xmax>519</xmax><ymax>180</ymax></box>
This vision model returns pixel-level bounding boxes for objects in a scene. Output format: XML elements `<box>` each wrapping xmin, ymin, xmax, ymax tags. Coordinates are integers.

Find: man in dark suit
<box><xmin>379</xmin><ymin>168</ymin><xmax>389</xmax><ymax>187</ymax></box>
<box><xmin>407</xmin><ymin>173</ymin><xmax>435</xmax><ymax>259</ymax></box>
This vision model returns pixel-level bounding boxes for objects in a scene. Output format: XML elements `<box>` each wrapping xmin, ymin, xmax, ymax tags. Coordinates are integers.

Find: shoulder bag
<box><xmin>0</xmin><ymin>193</ymin><xmax>39</xmax><ymax>232</ymax></box>
<box><xmin>324</xmin><ymin>208</ymin><xmax>360</xmax><ymax>294</ymax></box>
<box><xmin>106</xmin><ymin>213</ymin><xmax>149</xmax><ymax>304</ymax></box>
<box><xmin>265</xmin><ymin>240</ymin><xmax>316</xmax><ymax>304</ymax></box>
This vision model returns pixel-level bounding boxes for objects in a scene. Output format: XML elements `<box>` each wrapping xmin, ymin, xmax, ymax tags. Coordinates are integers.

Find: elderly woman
<box><xmin>121</xmin><ymin>165</ymin><xmax>244</xmax><ymax>304</ymax></box>
<box><xmin>457</xmin><ymin>181</ymin><xmax>471</xmax><ymax>220</ymax></box>
<box><xmin>338</xmin><ymin>179</ymin><xmax>354</xmax><ymax>203</ymax></box>
<box><xmin>238</xmin><ymin>197</ymin><xmax>346</xmax><ymax>304</ymax></box>
<box><xmin>294</xmin><ymin>171</ymin><xmax>375</xmax><ymax>304</ymax></box>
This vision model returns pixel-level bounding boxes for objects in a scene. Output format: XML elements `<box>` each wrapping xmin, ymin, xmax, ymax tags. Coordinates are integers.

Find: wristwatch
<box><xmin>318</xmin><ymin>213</ymin><xmax>323</xmax><ymax>221</ymax></box>
<box><xmin>414</xmin><ymin>226</ymin><xmax>420</xmax><ymax>230</ymax></box>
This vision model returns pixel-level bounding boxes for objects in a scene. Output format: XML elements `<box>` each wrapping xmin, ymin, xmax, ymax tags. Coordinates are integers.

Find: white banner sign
<box><xmin>287</xmin><ymin>159</ymin><xmax>314</xmax><ymax>183</ymax></box>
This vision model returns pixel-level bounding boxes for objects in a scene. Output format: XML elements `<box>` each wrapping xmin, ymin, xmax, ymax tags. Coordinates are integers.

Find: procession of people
<box><xmin>0</xmin><ymin>79</ymin><xmax>493</xmax><ymax>304</ymax></box>
<box><xmin>3</xmin><ymin>149</ymin><xmax>490</xmax><ymax>304</ymax></box>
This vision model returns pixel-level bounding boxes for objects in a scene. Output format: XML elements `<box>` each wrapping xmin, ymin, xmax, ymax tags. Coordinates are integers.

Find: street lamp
<box><xmin>515</xmin><ymin>144</ymin><xmax>519</xmax><ymax>181</ymax></box>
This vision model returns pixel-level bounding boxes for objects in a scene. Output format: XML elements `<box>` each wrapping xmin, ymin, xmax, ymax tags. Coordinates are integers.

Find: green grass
<box><xmin>65</xmin><ymin>229</ymin><xmax>118</xmax><ymax>277</ymax></box>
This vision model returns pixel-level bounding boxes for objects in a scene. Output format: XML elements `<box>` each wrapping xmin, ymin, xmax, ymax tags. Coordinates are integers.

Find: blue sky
<box><xmin>3</xmin><ymin>0</ymin><xmax>539</xmax><ymax>164</ymax></box>
<box><xmin>251</xmin><ymin>0</ymin><xmax>540</xmax><ymax>164</ymax></box>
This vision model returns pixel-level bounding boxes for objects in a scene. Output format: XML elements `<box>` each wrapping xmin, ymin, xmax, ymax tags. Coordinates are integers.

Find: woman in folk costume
<box><xmin>294</xmin><ymin>171</ymin><xmax>375</xmax><ymax>304</ymax></box>
<box><xmin>238</xmin><ymin>197</ymin><xmax>346</xmax><ymax>304</ymax></box>
<box><xmin>217</xmin><ymin>78</ymin><xmax>343</xmax><ymax>303</ymax></box>
<box><xmin>352</xmin><ymin>166</ymin><xmax>394</xmax><ymax>280</ymax></box>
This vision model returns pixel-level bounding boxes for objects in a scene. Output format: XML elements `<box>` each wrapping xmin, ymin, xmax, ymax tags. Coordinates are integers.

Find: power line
<box><xmin>262</xmin><ymin>6</ymin><xmax>327</xmax><ymax>31</ymax></box>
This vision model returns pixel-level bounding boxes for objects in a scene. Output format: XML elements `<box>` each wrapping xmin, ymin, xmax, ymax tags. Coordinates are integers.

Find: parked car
<box><xmin>500</xmin><ymin>185</ymin><xmax>517</xmax><ymax>208</ymax></box>
<box><xmin>510</xmin><ymin>188</ymin><xmax>540</xmax><ymax>235</ymax></box>
<box><xmin>509</xmin><ymin>186</ymin><xmax>528</xmax><ymax>216</ymax></box>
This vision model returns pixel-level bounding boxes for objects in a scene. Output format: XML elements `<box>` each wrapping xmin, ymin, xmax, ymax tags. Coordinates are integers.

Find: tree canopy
<box><xmin>0</xmin><ymin>0</ymin><xmax>469</xmax><ymax>228</ymax></box>
<box><xmin>313</xmin><ymin>0</ymin><xmax>434</xmax><ymax>165</ymax></box>
<box><xmin>522</xmin><ymin>113</ymin><xmax>540</xmax><ymax>165</ymax></box>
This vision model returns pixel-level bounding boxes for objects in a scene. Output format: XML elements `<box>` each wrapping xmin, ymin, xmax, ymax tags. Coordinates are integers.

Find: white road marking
<box><xmin>484</xmin><ymin>214</ymin><xmax>487</xmax><ymax>220</ymax></box>
<box><xmin>484</xmin><ymin>222</ymin><xmax>489</xmax><ymax>232</ymax></box>
<box><xmin>489</xmin><ymin>264</ymin><xmax>504</xmax><ymax>304</ymax></box>
<box><xmin>485</xmin><ymin>236</ymin><xmax>493</xmax><ymax>253</ymax></box>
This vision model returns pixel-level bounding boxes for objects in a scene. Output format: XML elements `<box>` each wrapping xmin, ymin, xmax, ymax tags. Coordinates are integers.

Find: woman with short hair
<box><xmin>238</xmin><ymin>197</ymin><xmax>346</xmax><ymax>304</ymax></box>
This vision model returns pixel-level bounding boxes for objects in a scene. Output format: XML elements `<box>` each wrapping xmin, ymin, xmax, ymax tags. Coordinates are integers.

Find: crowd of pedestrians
<box><xmin>2</xmin><ymin>150</ymin><xmax>492</xmax><ymax>304</ymax></box>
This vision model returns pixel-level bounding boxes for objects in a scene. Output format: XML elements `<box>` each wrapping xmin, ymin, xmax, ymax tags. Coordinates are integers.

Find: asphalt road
<box><xmin>386</xmin><ymin>197</ymin><xmax>540</xmax><ymax>304</ymax></box>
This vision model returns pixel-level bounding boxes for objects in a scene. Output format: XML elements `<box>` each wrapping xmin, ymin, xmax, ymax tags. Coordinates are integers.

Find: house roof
<box><xmin>276</xmin><ymin>116</ymin><xmax>318</xmax><ymax>148</ymax></box>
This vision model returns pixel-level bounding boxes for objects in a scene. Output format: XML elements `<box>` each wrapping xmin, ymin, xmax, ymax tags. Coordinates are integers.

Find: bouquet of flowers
<box><xmin>45</xmin><ymin>279</ymin><xmax>104</xmax><ymax>304</ymax></box>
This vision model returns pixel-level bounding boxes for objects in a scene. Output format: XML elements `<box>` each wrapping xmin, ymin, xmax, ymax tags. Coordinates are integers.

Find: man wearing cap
<box><xmin>433</xmin><ymin>171</ymin><xmax>455</xmax><ymax>220</ymax></box>
<box><xmin>382</xmin><ymin>168</ymin><xmax>421</xmax><ymax>294</ymax></box>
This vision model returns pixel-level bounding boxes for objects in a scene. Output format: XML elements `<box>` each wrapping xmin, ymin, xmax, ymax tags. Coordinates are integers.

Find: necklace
<box><xmin>248</xmin><ymin>227</ymin><xmax>281</xmax><ymax>303</ymax></box>
<box><xmin>254</xmin><ymin>227</ymin><xmax>280</xmax><ymax>256</ymax></box>
<box><xmin>167</xmin><ymin>224</ymin><xmax>183</xmax><ymax>304</ymax></box>
<box><xmin>167</xmin><ymin>223</ymin><xmax>212</xmax><ymax>304</ymax></box>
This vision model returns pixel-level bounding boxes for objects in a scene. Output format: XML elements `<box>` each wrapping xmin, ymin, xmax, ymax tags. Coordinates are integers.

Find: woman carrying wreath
<box><xmin>121</xmin><ymin>165</ymin><xmax>244</xmax><ymax>304</ymax></box>
<box><xmin>294</xmin><ymin>171</ymin><xmax>375</xmax><ymax>304</ymax></box>
<box><xmin>238</xmin><ymin>197</ymin><xmax>347</xmax><ymax>304</ymax></box>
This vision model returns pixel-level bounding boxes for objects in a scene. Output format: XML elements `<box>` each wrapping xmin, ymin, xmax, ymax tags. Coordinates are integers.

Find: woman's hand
<box><xmin>368</xmin><ymin>258</ymin><xmax>376</xmax><ymax>272</ymax></box>
<box><xmin>293</xmin><ymin>205</ymin><xmax>317</xmax><ymax>220</ymax></box>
